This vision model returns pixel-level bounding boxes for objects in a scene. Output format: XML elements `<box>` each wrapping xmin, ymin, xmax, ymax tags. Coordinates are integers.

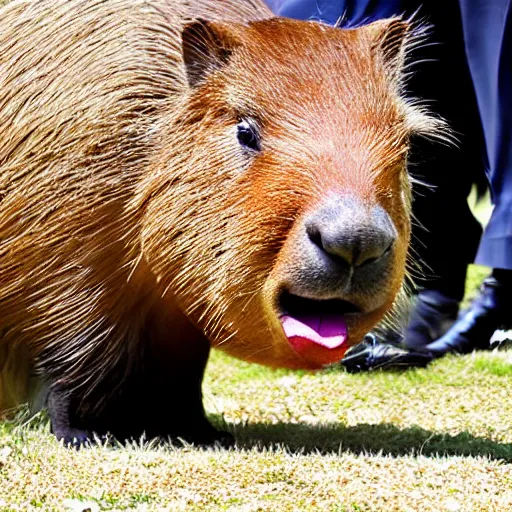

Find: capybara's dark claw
<box><xmin>55</xmin><ymin>429</ymin><xmax>92</xmax><ymax>450</ymax></box>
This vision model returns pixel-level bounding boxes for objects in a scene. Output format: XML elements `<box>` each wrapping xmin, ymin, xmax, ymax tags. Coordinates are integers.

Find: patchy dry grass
<box><xmin>2</xmin><ymin>265</ymin><xmax>512</xmax><ymax>511</ymax></box>
<box><xmin>2</xmin><ymin>350</ymin><xmax>512</xmax><ymax>511</ymax></box>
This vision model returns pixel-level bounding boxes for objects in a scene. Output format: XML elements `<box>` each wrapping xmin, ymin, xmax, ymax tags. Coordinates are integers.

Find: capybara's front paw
<box><xmin>53</xmin><ymin>428</ymin><xmax>94</xmax><ymax>449</ymax></box>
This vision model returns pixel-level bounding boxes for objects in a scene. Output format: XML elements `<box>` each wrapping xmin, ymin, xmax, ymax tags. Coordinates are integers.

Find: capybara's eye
<box><xmin>236</xmin><ymin>119</ymin><xmax>261</xmax><ymax>152</ymax></box>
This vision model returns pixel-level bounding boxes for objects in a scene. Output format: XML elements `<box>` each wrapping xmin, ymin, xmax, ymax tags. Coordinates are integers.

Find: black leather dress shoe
<box><xmin>341</xmin><ymin>333</ymin><xmax>433</xmax><ymax>373</ymax></box>
<box><xmin>340</xmin><ymin>290</ymin><xmax>459</xmax><ymax>371</ymax></box>
<box><xmin>425</xmin><ymin>276</ymin><xmax>509</xmax><ymax>357</ymax></box>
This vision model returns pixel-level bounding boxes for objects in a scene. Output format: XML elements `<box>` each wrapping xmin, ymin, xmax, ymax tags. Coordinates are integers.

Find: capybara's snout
<box><xmin>304</xmin><ymin>197</ymin><xmax>396</xmax><ymax>294</ymax></box>
<box><xmin>281</xmin><ymin>196</ymin><xmax>398</xmax><ymax>315</ymax></box>
<box><xmin>260</xmin><ymin>194</ymin><xmax>404</xmax><ymax>370</ymax></box>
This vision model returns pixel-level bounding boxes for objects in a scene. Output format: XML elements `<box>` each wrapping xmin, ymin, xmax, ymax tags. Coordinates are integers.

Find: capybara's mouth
<box><xmin>278</xmin><ymin>290</ymin><xmax>361</xmax><ymax>362</ymax></box>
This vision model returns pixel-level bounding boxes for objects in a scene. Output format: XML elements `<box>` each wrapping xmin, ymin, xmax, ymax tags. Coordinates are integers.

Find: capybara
<box><xmin>0</xmin><ymin>0</ymin><xmax>443</xmax><ymax>446</ymax></box>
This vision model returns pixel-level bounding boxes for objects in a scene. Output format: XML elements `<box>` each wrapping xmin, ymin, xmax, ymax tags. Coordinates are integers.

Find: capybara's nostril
<box><xmin>306</xmin><ymin>222</ymin><xmax>356</xmax><ymax>266</ymax></box>
<box><xmin>305</xmin><ymin>198</ymin><xmax>397</xmax><ymax>269</ymax></box>
<box><xmin>354</xmin><ymin>239</ymin><xmax>394</xmax><ymax>267</ymax></box>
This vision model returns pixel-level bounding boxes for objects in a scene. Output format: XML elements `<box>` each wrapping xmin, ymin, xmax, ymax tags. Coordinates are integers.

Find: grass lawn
<box><xmin>1</xmin><ymin>264</ymin><xmax>512</xmax><ymax>511</ymax></box>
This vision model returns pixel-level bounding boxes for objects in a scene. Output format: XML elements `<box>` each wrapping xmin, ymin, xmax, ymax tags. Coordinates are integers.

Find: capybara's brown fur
<box><xmin>0</xmin><ymin>0</ymin><xmax>442</xmax><ymax>444</ymax></box>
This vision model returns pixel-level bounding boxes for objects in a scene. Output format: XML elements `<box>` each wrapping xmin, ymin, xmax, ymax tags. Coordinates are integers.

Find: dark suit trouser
<box><xmin>459</xmin><ymin>0</ymin><xmax>512</xmax><ymax>271</ymax></box>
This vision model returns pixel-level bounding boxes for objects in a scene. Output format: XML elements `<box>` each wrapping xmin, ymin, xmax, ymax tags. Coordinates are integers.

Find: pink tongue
<box><xmin>281</xmin><ymin>313</ymin><xmax>347</xmax><ymax>350</ymax></box>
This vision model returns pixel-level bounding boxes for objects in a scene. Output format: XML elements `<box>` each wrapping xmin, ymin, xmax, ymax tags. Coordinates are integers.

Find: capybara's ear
<box><xmin>365</xmin><ymin>18</ymin><xmax>410</xmax><ymax>80</ymax></box>
<box><xmin>182</xmin><ymin>19</ymin><xmax>241</xmax><ymax>87</ymax></box>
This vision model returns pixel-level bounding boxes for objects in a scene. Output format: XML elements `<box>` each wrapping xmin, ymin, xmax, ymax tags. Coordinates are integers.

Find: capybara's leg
<box><xmin>54</xmin><ymin>299</ymin><xmax>231</xmax><ymax>447</ymax></box>
<box><xmin>135</xmin><ymin>337</ymin><xmax>231</xmax><ymax>446</ymax></box>
<box><xmin>84</xmin><ymin>332</ymin><xmax>231</xmax><ymax>445</ymax></box>
<box><xmin>45</xmin><ymin>298</ymin><xmax>230</xmax><ymax>447</ymax></box>
<box><xmin>47</xmin><ymin>340</ymin><xmax>229</xmax><ymax>447</ymax></box>
<box><xmin>123</xmin><ymin>301</ymin><xmax>232</xmax><ymax>446</ymax></box>
<box><xmin>47</xmin><ymin>385</ymin><xmax>93</xmax><ymax>448</ymax></box>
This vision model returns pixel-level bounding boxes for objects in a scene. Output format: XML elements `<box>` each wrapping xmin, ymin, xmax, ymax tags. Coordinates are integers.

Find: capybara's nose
<box><xmin>305</xmin><ymin>197</ymin><xmax>396</xmax><ymax>269</ymax></box>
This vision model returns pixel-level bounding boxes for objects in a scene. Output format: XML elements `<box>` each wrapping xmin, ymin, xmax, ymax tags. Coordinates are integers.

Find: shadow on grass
<box><xmin>228</xmin><ymin>420</ymin><xmax>512</xmax><ymax>462</ymax></box>
<box><xmin>6</xmin><ymin>410</ymin><xmax>511</xmax><ymax>462</ymax></box>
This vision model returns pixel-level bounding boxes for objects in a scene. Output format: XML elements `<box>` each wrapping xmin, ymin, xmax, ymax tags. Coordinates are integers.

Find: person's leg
<box><xmin>425</xmin><ymin>0</ymin><xmax>512</xmax><ymax>356</ymax></box>
<box><xmin>400</xmin><ymin>0</ymin><xmax>486</xmax><ymax>349</ymax></box>
<box><xmin>462</xmin><ymin>0</ymin><xmax>512</xmax><ymax>271</ymax></box>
